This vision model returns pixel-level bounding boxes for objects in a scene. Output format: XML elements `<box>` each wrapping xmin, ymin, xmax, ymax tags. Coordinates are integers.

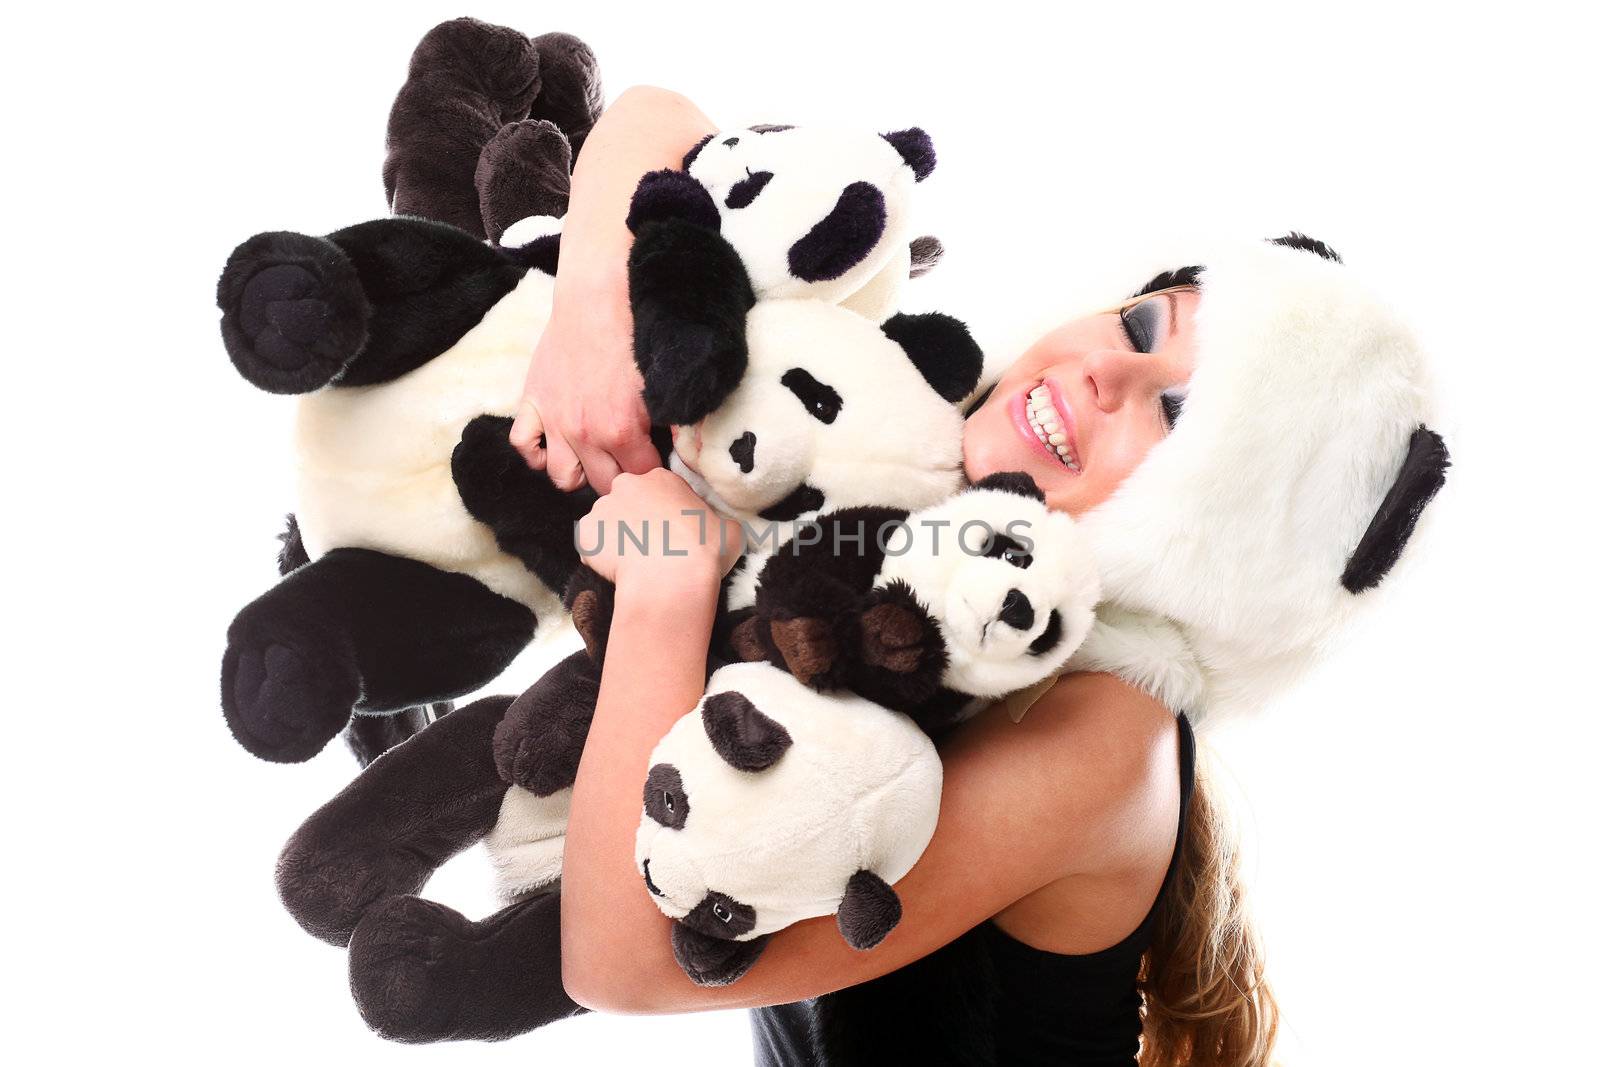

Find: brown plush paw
<box><xmin>769</xmin><ymin>617</ymin><xmax>837</xmax><ymax>686</ymax></box>
<box><xmin>729</xmin><ymin>617</ymin><xmax>768</xmax><ymax>663</ymax></box>
<box><xmin>859</xmin><ymin>602</ymin><xmax>930</xmax><ymax>674</ymax></box>
<box><xmin>570</xmin><ymin>588</ymin><xmax>603</xmax><ymax>660</ymax></box>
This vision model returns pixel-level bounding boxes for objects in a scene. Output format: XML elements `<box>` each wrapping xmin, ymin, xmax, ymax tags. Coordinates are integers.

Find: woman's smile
<box><xmin>1010</xmin><ymin>379</ymin><xmax>1082</xmax><ymax>474</ymax></box>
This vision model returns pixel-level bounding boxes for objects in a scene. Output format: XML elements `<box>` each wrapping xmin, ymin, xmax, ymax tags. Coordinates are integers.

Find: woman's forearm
<box><xmin>560</xmin><ymin>566</ymin><xmax>723</xmax><ymax>1005</ymax></box>
<box><xmin>554</xmin><ymin>85</ymin><xmax>715</xmax><ymax>309</ymax></box>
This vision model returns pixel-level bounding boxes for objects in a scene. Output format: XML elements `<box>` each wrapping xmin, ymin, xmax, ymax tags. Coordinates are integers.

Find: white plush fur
<box><xmin>292</xmin><ymin>259</ymin><xmax>563</xmax><ymax>619</ymax></box>
<box><xmin>635</xmin><ymin>662</ymin><xmax>941</xmax><ymax>940</ymax></box>
<box><xmin>877</xmin><ymin>485</ymin><xmax>1101</xmax><ymax>698</ymax></box>
<box><xmin>1069</xmin><ymin>239</ymin><xmax>1436</xmax><ymax>724</ymax></box>
<box><xmin>485</xmin><ymin>784</ymin><xmax>571</xmax><ymax>901</ymax></box>
<box><xmin>688</xmin><ymin>126</ymin><xmax>920</xmax><ymax>313</ymax></box>
<box><xmin>673</xmin><ymin>298</ymin><xmax>969</xmax><ymax>609</ymax></box>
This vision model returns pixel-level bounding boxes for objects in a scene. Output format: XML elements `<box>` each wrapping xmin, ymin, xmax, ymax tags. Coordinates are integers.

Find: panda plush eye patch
<box><xmin>780</xmin><ymin>368</ymin><xmax>842</xmax><ymax>423</ymax></box>
<box><xmin>1026</xmin><ymin>610</ymin><xmax>1064</xmax><ymax>656</ymax></box>
<box><xmin>644</xmin><ymin>763</ymin><xmax>690</xmax><ymax>829</ymax></box>
<box><xmin>725</xmin><ymin>171</ymin><xmax>774</xmax><ymax>209</ymax></box>
<box><xmin>983</xmin><ymin>533</ymin><xmax>1033</xmax><ymax>569</ymax></box>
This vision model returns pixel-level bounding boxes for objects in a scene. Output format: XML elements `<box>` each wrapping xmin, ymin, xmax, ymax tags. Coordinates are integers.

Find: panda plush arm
<box><xmin>730</xmin><ymin>508</ymin><xmax>949</xmax><ymax>712</ymax></box>
<box><xmin>218</xmin><ymin>216</ymin><xmax>527</xmax><ymax>396</ymax></box>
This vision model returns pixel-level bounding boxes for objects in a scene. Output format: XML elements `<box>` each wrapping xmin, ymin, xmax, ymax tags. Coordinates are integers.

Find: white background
<box><xmin>5</xmin><ymin>1</ymin><xmax>1595</xmax><ymax>1063</ymax></box>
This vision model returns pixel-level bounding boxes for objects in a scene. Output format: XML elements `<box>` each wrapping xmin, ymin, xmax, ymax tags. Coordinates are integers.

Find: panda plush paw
<box><xmin>561</xmin><ymin>568</ymin><xmax>618</xmax><ymax>667</ymax></box>
<box><xmin>221</xmin><ymin>626</ymin><xmax>359</xmax><ymax>764</ymax></box>
<box><xmin>216</xmin><ymin>230</ymin><xmax>371</xmax><ymax>395</ymax></box>
<box><xmin>475</xmin><ymin>118</ymin><xmax>572</xmax><ymax>245</ymax></box>
<box><xmin>492</xmin><ymin>649</ymin><xmax>599</xmax><ymax>796</ymax></box>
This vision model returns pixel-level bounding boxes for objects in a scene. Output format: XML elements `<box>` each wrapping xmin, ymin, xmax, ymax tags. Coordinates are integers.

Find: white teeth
<box><xmin>1026</xmin><ymin>384</ymin><xmax>1078</xmax><ymax>471</ymax></box>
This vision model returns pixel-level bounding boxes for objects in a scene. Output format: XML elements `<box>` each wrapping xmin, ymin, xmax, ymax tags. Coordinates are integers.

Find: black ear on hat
<box><xmin>836</xmin><ymin>870</ymin><xmax>902</xmax><ymax>950</ymax></box>
<box><xmin>1340</xmin><ymin>426</ymin><xmax>1449</xmax><ymax>593</ymax></box>
<box><xmin>880</xmin><ymin>128</ymin><xmax>936</xmax><ymax>181</ymax></box>
<box><xmin>1271</xmin><ymin>232</ymin><xmax>1342</xmax><ymax>263</ymax></box>
<box><xmin>972</xmin><ymin>471</ymin><xmax>1044</xmax><ymax>502</ymax></box>
<box><xmin>880</xmin><ymin>312</ymin><xmax>984</xmax><ymax>404</ymax></box>
<box><xmin>701</xmin><ymin>691</ymin><xmax>792</xmax><ymax>771</ymax></box>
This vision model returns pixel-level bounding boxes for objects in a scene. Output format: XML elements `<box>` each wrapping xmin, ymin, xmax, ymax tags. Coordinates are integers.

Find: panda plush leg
<box><xmin>383</xmin><ymin>18</ymin><xmax>544</xmax><ymax>239</ymax></box>
<box><xmin>276</xmin><ymin>695</ymin><xmax>515</xmax><ymax>946</ymax></box>
<box><xmin>217</xmin><ymin>217</ymin><xmax>524</xmax><ymax>395</ymax></box>
<box><xmin>348</xmin><ymin>887</ymin><xmax>585</xmax><ymax>1043</ymax></box>
<box><xmin>222</xmin><ymin>549</ymin><xmax>535</xmax><ymax>763</ymax></box>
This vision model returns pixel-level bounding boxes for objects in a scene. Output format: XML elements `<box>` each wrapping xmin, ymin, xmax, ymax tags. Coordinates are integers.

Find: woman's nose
<box><xmin>1083</xmin><ymin>349</ymin><xmax>1157</xmax><ymax>413</ymax></box>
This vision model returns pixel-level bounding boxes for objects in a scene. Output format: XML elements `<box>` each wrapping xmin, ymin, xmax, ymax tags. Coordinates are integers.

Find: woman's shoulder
<box><xmin>946</xmin><ymin>671</ymin><xmax>1182</xmax><ymax>881</ymax></box>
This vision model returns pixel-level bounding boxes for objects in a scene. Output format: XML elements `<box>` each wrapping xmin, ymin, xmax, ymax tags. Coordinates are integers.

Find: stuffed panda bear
<box><xmin>217</xmin><ymin>114</ymin><xmax>947</xmax><ymax>765</ymax></box>
<box><xmin>728</xmin><ymin>471</ymin><xmax>1101</xmax><ymax>733</ymax></box>
<box><xmin>636</xmin><ymin>661</ymin><xmax>942</xmax><ymax>986</ymax></box>
<box><xmin>678</xmin><ymin>122</ymin><xmax>942</xmax><ymax>320</ymax></box>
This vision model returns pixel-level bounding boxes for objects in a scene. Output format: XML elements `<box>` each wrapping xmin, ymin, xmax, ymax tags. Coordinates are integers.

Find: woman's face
<box><xmin>964</xmin><ymin>288</ymin><xmax>1201</xmax><ymax>516</ymax></box>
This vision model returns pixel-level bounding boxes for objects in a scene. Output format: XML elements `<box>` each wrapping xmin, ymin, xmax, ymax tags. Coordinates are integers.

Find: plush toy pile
<box><xmin>224</xmin><ymin>17</ymin><xmax>1101</xmax><ymax>1043</ymax></box>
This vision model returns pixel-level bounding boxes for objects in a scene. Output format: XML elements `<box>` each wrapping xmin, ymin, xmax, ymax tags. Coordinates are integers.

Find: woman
<box><xmin>508</xmin><ymin>87</ymin><xmax>1446</xmax><ymax>1066</ymax></box>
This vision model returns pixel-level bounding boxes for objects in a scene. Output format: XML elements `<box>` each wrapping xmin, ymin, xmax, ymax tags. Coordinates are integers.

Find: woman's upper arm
<box><xmin>573</xmin><ymin>672</ymin><xmax>1179</xmax><ymax>1014</ymax></box>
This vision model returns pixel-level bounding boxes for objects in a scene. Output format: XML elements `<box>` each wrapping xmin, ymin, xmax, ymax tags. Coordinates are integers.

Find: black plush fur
<box><xmin>222</xmin><ymin>549</ymin><xmax>534</xmax><ymax>763</ymax></box>
<box><xmin>1132</xmin><ymin>264</ymin><xmax>1204</xmax><ymax>299</ymax></box>
<box><xmin>217</xmin><ymin>218</ymin><xmax>525</xmax><ymax>395</ymax></box>
<box><xmin>908</xmin><ymin>234</ymin><xmax>944</xmax><ymax>278</ymax></box>
<box><xmin>625</xmin><ymin>168</ymin><xmax>723</xmax><ymax>237</ymax></box>
<box><xmin>1341</xmin><ymin>425</ymin><xmax>1449</xmax><ymax>593</ymax></box>
<box><xmin>384</xmin><ymin>19</ymin><xmax>544</xmax><ymax>238</ymax></box>
<box><xmin>879</xmin><ymin>311</ymin><xmax>986</xmax><ymax>403</ymax></box>
<box><xmin>452</xmin><ymin>414</ymin><xmax>601</xmax><ymax>595</ymax></box>
<box><xmin>880</xmin><ymin>128</ymin><xmax>937</xmax><ymax>181</ymax></box>
<box><xmin>787</xmin><ymin>181</ymin><xmax>887</xmax><ymax>283</ymax></box>
<box><xmin>475</xmin><ymin>119</ymin><xmax>572</xmax><ymax>244</ymax></box>
<box><xmin>1272</xmin><ymin>230</ymin><xmax>1343</xmax><ymax>263</ymax></box>
<box><xmin>671</xmin><ymin>923</ymin><xmax>770</xmax><ymax>987</ymax></box>
<box><xmin>383</xmin><ymin>20</ymin><xmax>601</xmax><ymax>240</ymax></box>
<box><xmin>523</xmin><ymin>31</ymin><xmax>604</xmax><ymax>156</ymax></box>
<box><xmin>348</xmin><ymin>889</ymin><xmax>585</xmax><ymax>1043</ymax></box>
<box><xmin>701</xmin><ymin>691</ymin><xmax>793</xmax><ymax>771</ymax></box>
<box><xmin>836</xmin><ymin>869</ymin><xmax>901</xmax><ymax>949</ymax></box>
<box><xmin>628</xmin><ymin>217</ymin><xmax>757</xmax><ymax>426</ymax></box>
<box><xmin>276</xmin><ymin>513</ymin><xmax>309</xmax><ymax>574</ymax></box>
<box><xmin>972</xmin><ymin>470</ymin><xmax>1045</xmax><ymax>502</ymax></box>
<box><xmin>345</xmin><ymin>705</ymin><xmax>448</xmax><ymax>769</ymax></box>
<box><xmin>217</xmin><ymin>232</ymin><xmax>371</xmax><ymax>395</ymax></box>
<box><xmin>276</xmin><ymin>695</ymin><xmax>515</xmax><ymax>945</ymax></box>
<box><xmin>492</xmin><ymin>650</ymin><xmax>601</xmax><ymax>796</ymax></box>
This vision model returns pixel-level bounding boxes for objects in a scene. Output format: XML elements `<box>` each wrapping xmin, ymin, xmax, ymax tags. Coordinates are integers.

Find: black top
<box><xmin>751</xmin><ymin>713</ymin><xmax>1196</xmax><ymax>1066</ymax></box>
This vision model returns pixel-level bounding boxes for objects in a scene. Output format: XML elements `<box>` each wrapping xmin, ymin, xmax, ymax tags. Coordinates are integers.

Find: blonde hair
<box><xmin>1138</xmin><ymin>751</ymin><xmax>1279</xmax><ymax>1067</ymax></box>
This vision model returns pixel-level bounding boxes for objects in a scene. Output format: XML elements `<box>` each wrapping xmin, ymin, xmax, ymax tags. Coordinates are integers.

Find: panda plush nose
<box><xmin>729</xmin><ymin>431</ymin><xmax>756</xmax><ymax>474</ymax></box>
<box><xmin>998</xmin><ymin>589</ymin><xmax>1034</xmax><ymax>631</ymax></box>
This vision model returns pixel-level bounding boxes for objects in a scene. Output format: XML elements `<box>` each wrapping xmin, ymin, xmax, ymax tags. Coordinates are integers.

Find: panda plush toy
<box><xmin>215</xmin><ymin>110</ymin><xmax>945</xmax><ymax>765</ymax></box>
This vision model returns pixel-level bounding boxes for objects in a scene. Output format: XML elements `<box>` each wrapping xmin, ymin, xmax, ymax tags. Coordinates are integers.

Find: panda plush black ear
<box><xmin>671</xmin><ymin>923</ymin><xmax>770</xmax><ymax>987</ymax></box>
<box><xmin>971</xmin><ymin>471</ymin><xmax>1045</xmax><ymax>502</ymax></box>
<box><xmin>881</xmin><ymin>128</ymin><xmax>936</xmax><ymax>182</ymax></box>
<box><xmin>701</xmin><ymin>691</ymin><xmax>792</xmax><ymax>771</ymax></box>
<box><xmin>880</xmin><ymin>312</ymin><xmax>985</xmax><ymax>404</ymax></box>
<box><xmin>1340</xmin><ymin>426</ymin><xmax>1450</xmax><ymax>593</ymax></box>
<box><xmin>836</xmin><ymin>870</ymin><xmax>902</xmax><ymax>950</ymax></box>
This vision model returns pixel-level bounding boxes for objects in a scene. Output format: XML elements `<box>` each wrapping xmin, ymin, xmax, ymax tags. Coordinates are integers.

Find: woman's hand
<box><xmin>508</xmin><ymin>86</ymin><xmax>717</xmax><ymax>493</ymax></box>
<box><xmin>510</xmin><ymin>289</ymin><xmax>655</xmax><ymax>494</ymax></box>
<box><xmin>576</xmin><ymin>468</ymin><xmax>744</xmax><ymax>590</ymax></box>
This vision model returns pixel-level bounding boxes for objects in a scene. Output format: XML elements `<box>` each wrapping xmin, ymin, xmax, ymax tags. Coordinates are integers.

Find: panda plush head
<box><xmin>877</xmin><ymin>472</ymin><xmax>1101</xmax><ymax>699</ymax></box>
<box><xmin>680</xmin><ymin>124</ymin><xmax>935</xmax><ymax>311</ymax></box>
<box><xmin>667</xmin><ymin>302</ymin><xmax>982</xmax><ymax>533</ymax></box>
<box><xmin>635</xmin><ymin>662</ymin><xmax>942</xmax><ymax>985</ymax></box>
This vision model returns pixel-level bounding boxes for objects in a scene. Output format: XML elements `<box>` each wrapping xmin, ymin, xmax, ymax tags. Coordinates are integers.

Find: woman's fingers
<box><xmin>544</xmin><ymin>430</ymin><xmax>587</xmax><ymax>492</ymax></box>
<box><xmin>509</xmin><ymin>397</ymin><xmax>546</xmax><ymax>469</ymax></box>
<box><xmin>576</xmin><ymin>446</ymin><xmax>623</xmax><ymax>495</ymax></box>
<box><xmin>612</xmin><ymin>429</ymin><xmax>665</xmax><ymax>478</ymax></box>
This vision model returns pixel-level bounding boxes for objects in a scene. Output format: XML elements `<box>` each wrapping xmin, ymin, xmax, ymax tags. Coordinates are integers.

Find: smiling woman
<box><xmin>963</xmin><ymin>279</ymin><xmax>1202</xmax><ymax>515</ymax></box>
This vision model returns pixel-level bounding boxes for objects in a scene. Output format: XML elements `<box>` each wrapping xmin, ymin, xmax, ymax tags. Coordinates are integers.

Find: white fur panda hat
<box><xmin>1068</xmin><ymin>235</ymin><xmax>1450</xmax><ymax>725</ymax></box>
